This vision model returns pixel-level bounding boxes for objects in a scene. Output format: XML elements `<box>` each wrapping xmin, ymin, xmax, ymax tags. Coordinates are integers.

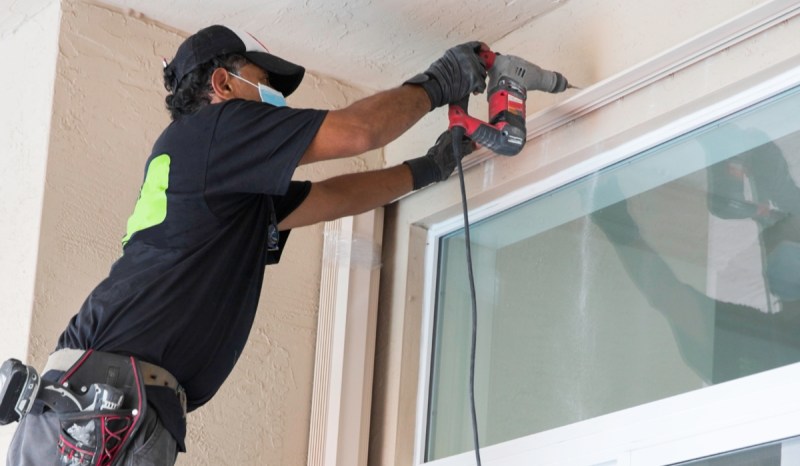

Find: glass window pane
<box><xmin>426</xmin><ymin>87</ymin><xmax>800</xmax><ymax>461</ymax></box>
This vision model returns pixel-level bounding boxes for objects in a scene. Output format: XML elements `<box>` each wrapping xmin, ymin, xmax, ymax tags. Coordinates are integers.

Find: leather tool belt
<box><xmin>45</xmin><ymin>349</ymin><xmax>186</xmax><ymax>414</ymax></box>
<box><xmin>43</xmin><ymin>349</ymin><xmax>184</xmax><ymax>466</ymax></box>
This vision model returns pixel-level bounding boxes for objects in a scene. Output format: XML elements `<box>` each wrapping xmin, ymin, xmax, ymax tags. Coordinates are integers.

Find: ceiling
<box><xmin>101</xmin><ymin>0</ymin><xmax>570</xmax><ymax>90</ymax></box>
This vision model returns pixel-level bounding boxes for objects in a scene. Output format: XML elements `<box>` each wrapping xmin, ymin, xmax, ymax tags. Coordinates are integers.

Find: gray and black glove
<box><xmin>405</xmin><ymin>42</ymin><xmax>488</xmax><ymax>111</ymax></box>
<box><xmin>404</xmin><ymin>130</ymin><xmax>476</xmax><ymax>190</ymax></box>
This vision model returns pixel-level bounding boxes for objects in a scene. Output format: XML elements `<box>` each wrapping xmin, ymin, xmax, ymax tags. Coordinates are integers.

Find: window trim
<box><xmin>308</xmin><ymin>210</ymin><xmax>384</xmax><ymax>466</ymax></box>
<box><xmin>414</xmin><ymin>40</ymin><xmax>800</xmax><ymax>466</ymax></box>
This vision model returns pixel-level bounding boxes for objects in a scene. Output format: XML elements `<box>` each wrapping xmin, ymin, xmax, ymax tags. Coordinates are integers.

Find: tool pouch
<box><xmin>55</xmin><ymin>350</ymin><xmax>147</xmax><ymax>466</ymax></box>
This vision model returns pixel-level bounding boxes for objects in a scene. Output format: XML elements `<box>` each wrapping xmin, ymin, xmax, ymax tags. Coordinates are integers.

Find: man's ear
<box><xmin>210</xmin><ymin>68</ymin><xmax>235</xmax><ymax>101</ymax></box>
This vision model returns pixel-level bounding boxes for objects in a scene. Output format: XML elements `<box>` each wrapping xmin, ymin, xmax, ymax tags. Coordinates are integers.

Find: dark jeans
<box><xmin>6</xmin><ymin>405</ymin><xmax>177</xmax><ymax>466</ymax></box>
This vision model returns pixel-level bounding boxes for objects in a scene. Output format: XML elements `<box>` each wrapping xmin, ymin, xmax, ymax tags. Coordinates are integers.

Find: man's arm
<box><xmin>299</xmin><ymin>85</ymin><xmax>430</xmax><ymax>165</ymax></box>
<box><xmin>298</xmin><ymin>41</ymin><xmax>487</xmax><ymax>165</ymax></box>
<box><xmin>281</xmin><ymin>130</ymin><xmax>474</xmax><ymax>230</ymax></box>
<box><xmin>278</xmin><ymin>164</ymin><xmax>413</xmax><ymax>230</ymax></box>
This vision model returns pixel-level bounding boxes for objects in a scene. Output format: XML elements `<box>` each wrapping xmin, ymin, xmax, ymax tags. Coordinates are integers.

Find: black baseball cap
<box><xmin>165</xmin><ymin>25</ymin><xmax>305</xmax><ymax>96</ymax></box>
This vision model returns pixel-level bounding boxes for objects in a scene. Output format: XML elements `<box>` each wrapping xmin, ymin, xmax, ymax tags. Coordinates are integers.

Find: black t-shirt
<box><xmin>56</xmin><ymin>99</ymin><xmax>327</xmax><ymax>450</ymax></box>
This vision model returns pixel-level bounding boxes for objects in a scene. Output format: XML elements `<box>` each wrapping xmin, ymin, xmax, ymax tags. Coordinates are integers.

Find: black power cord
<box><xmin>449</xmin><ymin>125</ymin><xmax>483</xmax><ymax>466</ymax></box>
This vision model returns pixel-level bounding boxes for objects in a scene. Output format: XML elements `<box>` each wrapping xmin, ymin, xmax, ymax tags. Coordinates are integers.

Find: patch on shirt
<box><xmin>123</xmin><ymin>154</ymin><xmax>171</xmax><ymax>246</ymax></box>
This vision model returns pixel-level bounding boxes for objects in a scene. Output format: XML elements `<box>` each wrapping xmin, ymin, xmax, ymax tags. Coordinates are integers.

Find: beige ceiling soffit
<box><xmin>462</xmin><ymin>0</ymin><xmax>800</xmax><ymax>171</ymax></box>
<box><xmin>87</xmin><ymin>1</ymin><xmax>189</xmax><ymax>37</ymax></box>
<box><xmin>308</xmin><ymin>210</ymin><xmax>384</xmax><ymax>466</ymax></box>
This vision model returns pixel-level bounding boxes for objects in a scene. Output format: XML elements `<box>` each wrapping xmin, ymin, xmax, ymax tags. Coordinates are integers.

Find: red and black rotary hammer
<box><xmin>449</xmin><ymin>45</ymin><xmax>576</xmax><ymax>156</ymax></box>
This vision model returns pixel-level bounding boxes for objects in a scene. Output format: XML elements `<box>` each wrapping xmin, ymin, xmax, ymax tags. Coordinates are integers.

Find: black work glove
<box><xmin>404</xmin><ymin>42</ymin><xmax>488</xmax><ymax>111</ymax></box>
<box><xmin>404</xmin><ymin>130</ymin><xmax>476</xmax><ymax>190</ymax></box>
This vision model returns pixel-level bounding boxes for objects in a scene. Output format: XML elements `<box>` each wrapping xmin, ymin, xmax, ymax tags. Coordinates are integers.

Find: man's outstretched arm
<box><xmin>279</xmin><ymin>165</ymin><xmax>413</xmax><ymax>230</ymax></box>
<box><xmin>299</xmin><ymin>85</ymin><xmax>430</xmax><ymax>165</ymax></box>
<box><xmin>298</xmin><ymin>42</ymin><xmax>487</xmax><ymax>165</ymax></box>
<box><xmin>281</xmin><ymin>130</ymin><xmax>474</xmax><ymax>230</ymax></box>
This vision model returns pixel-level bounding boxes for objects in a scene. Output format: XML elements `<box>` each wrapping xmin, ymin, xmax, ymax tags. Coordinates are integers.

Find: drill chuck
<box><xmin>549</xmin><ymin>71</ymin><xmax>569</xmax><ymax>93</ymax></box>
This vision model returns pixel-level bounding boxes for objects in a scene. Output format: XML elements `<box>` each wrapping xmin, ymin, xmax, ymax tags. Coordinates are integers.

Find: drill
<box><xmin>449</xmin><ymin>46</ymin><xmax>573</xmax><ymax>156</ymax></box>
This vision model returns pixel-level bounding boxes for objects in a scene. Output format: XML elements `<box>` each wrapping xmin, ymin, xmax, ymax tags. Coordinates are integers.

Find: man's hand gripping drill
<box><xmin>449</xmin><ymin>44</ymin><xmax>575</xmax><ymax>156</ymax></box>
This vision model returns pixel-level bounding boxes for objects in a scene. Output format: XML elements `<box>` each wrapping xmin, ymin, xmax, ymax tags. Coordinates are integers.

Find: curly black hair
<box><xmin>163</xmin><ymin>53</ymin><xmax>249</xmax><ymax>120</ymax></box>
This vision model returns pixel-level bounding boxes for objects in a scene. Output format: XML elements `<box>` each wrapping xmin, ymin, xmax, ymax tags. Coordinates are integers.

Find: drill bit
<box><xmin>567</xmin><ymin>84</ymin><xmax>582</xmax><ymax>90</ymax></box>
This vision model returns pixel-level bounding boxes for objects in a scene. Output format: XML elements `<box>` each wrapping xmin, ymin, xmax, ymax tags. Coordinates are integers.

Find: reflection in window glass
<box><xmin>426</xmin><ymin>87</ymin><xmax>800</xmax><ymax>461</ymax></box>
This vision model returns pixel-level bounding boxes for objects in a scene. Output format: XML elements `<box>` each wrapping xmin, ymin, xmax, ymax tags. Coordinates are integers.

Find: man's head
<box><xmin>163</xmin><ymin>25</ymin><xmax>305</xmax><ymax>120</ymax></box>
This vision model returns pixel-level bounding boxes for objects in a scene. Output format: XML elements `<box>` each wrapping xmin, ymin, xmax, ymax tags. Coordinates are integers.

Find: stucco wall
<box><xmin>371</xmin><ymin>0</ymin><xmax>800</xmax><ymax>464</ymax></box>
<box><xmin>0</xmin><ymin>0</ymin><xmax>61</xmax><ymax>459</ymax></box>
<box><xmin>0</xmin><ymin>0</ymin><xmax>379</xmax><ymax>464</ymax></box>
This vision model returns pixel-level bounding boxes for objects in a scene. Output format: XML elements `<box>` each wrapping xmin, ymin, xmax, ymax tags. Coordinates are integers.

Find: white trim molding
<box><xmin>308</xmin><ymin>209</ymin><xmax>384</xmax><ymax>466</ymax></box>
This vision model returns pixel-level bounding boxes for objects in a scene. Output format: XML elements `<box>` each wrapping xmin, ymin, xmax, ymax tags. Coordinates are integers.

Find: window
<box><xmin>426</xmin><ymin>85</ymin><xmax>800</xmax><ymax>462</ymax></box>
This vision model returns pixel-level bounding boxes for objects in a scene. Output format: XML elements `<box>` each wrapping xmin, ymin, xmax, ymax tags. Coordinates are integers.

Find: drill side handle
<box><xmin>448</xmin><ymin>102</ymin><xmax>526</xmax><ymax>156</ymax></box>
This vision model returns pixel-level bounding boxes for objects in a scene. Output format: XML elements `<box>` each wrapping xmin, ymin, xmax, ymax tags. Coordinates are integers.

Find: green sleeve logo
<box><xmin>122</xmin><ymin>154</ymin><xmax>171</xmax><ymax>246</ymax></box>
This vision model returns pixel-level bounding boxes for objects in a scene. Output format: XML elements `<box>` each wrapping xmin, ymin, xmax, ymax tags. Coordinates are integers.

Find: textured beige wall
<box><xmin>2</xmin><ymin>0</ymin><xmax>379</xmax><ymax>464</ymax></box>
<box><xmin>371</xmin><ymin>0</ymin><xmax>800</xmax><ymax>464</ymax></box>
<box><xmin>0</xmin><ymin>0</ymin><xmax>61</xmax><ymax>459</ymax></box>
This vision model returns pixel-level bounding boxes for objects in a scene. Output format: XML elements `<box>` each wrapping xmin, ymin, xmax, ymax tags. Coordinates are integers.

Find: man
<box><xmin>7</xmin><ymin>25</ymin><xmax>485</xmax><ymax>465</ymax></box>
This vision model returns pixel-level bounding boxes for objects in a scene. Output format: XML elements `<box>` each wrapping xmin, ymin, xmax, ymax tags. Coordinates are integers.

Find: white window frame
<box><xmin>308</xmin><ymin>210</ymin><xmax>384</xmax><ymax>466</ymax></box>
<box><xmin>412</xmin><ymin>2</ymin><xmax>800</xmax><ymax>465</ymax></box>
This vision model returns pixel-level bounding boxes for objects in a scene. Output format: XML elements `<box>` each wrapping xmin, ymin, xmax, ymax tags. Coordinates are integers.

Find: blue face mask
<box><xmin>231</xmin><ymin>73</ymin><xmax>286</xmax><ymax>107</ymax></box>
